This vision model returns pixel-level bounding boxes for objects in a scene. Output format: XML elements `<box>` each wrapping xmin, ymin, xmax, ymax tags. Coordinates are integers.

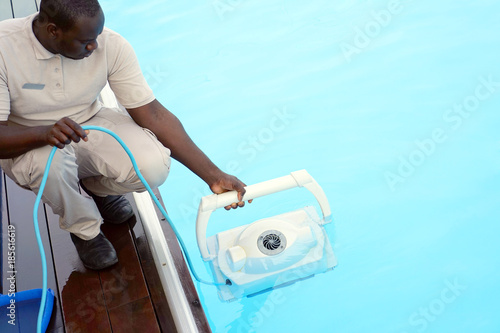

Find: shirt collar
<box><xmin>25</xmin><ymin>13</ymin><xmax>57</xmax><ymax>60</ymax></box>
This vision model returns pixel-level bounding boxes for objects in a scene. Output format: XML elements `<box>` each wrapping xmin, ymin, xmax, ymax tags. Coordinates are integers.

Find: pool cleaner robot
<box><xmin>196</xmin><ymin>170</ymin><xmax>337</xmax><ymax>301</ymax></box>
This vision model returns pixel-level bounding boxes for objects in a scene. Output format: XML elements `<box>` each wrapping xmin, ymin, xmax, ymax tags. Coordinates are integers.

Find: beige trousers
<box><xmin>0</xmin><ymin>108</ymin><xmax>171</xmax><ymax>239</ymax></box>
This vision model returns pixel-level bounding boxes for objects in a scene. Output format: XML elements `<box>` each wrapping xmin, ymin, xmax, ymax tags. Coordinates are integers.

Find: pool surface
<box><xmin>102</xmin><ymin>1</ymin><xmax>500</xmax><ymax>332</ymax></box>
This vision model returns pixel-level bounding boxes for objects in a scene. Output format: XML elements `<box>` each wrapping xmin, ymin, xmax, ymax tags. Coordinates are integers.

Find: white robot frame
<box><xmin>196</xmin><ymin>170</ymin><xmax>337</xmax><ymax>301</ymax></box>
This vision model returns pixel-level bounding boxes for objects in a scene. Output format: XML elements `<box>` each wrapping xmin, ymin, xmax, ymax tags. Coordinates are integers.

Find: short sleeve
<box><xmin>105</xmin><ymin>30</ymin><xmax>155</xmax><ymax>109</ymax></box>
<box><xmin>0</xmin><ymin>55</ymin><xmax>10</xmax><ymax>122</ymax></box>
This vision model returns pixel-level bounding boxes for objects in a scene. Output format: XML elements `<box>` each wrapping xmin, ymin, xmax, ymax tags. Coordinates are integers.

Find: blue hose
<box><xmin>33</xmin><ymin>147</ymin><xmax>56</xmax><ymax>333</ymax></box>
<box><xmin>34</xmin><ymin>125</ymin><xmax>225</xmax><ymax>333</ymax></box>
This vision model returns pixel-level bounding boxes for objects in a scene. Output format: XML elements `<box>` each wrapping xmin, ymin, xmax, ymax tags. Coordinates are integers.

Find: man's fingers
<box><xmin>228</xmin><ymin>183</ymin><xmax>247</xmax><ymax>210</ymax></box>
<box><xmin>49</xmin><ymin>131</ymin><xmax>69</xmax><ymax>147</ymax></box>
<box><xmin>49</xmin><ymin>118</ymin><xmax>88</xmax><ymax>148</ymax></box>
<box><xmin>57</xmin><ymin>122</ymin><xmax>80</xmax><ymax>143</ymax></box>
<box><xmin>62</xmin><ymin>119</ymin><xmax>87</xmax><ymax>142</ymax></box>
<box><xmin>224</xmin><ymin>201</ymin><xmax>244</xmax><ymax>210</ymax></box>
<box><xmin>235</xmin><ymin>183</ymin><xmax>246</xmax><ymax>201</ymax></box>
<box><xmin>83</xmin><ymin>130</ymin><xmax>90</xmax><ymax>141</ymax></box>
<box><xmin>70</xmin><ymin>124</ymin><xmax>88</xmax><ymax>142</ymax></box>
<box><xmin>67</xmin><ymin>130</ymin><xmax>80</xmax><ymax>143</ymax></box>
<box><xmin>49</xmin><ymin>135</ymin><xmax>65</xmax><ymax>149</ymax></box>
<box><xmin>210</xmin><ymin>173</ymin><xmax>252</xmax><ymax>210</ymax></box>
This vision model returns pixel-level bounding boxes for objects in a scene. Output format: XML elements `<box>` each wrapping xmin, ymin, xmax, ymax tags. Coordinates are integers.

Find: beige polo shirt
<box><xmin>0</xmin><ymin>13</ymin><xmax>155</xmax><ymax>127</ymax></box>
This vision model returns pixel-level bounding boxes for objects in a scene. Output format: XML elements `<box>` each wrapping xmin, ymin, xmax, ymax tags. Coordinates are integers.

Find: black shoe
<box><xmin>79</xmin><ymin>180</ymin><xmax>134</xmax><ymax>224</ymax></box>
<box><xmin>70</xmin><ymin>231</ymin><xmax>118</xmax><ymax>270</ymax></box>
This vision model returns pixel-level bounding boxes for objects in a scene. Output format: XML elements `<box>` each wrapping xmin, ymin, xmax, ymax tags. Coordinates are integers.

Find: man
<box><xmin>0</xmin><ymin>0</ymin><xmax>248</xmax><ymax>270</ymax></box>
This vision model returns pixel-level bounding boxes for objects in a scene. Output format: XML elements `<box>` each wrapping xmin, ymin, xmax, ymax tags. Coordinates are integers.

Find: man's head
<box><xmin>35</xmin><ymin>0</ymin><xmax>105</xmax><ymax>60</ymax></box>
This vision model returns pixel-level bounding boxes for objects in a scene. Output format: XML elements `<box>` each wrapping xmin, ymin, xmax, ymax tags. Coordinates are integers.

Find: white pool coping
<box><xmin>133</xmin><ymin>192</ymin><xmax>199</xmax><ymax>333</ymax></box>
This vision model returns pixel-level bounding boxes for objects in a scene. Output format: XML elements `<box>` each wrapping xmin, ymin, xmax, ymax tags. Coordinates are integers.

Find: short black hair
<box><xmin>39</xmin><ymin>0</ymin><xmax>102</xmax><ymax>31</ymax></box>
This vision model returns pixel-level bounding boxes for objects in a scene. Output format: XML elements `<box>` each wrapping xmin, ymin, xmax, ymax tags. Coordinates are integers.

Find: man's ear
<box><xmin>46</xmin><ymin>23</ymin><xmax>60</xmax><ymax>39</ymax></box>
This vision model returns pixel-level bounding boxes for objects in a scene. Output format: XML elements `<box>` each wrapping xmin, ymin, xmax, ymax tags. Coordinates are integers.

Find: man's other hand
<box><xmin>45</xmin><ymin>117</ymin><xmax>89</xmax><ymax>149</ymax></box>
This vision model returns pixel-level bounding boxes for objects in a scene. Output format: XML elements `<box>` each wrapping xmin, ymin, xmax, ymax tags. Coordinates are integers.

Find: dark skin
<box><xmin>0</xmin><ymin>9</ymin><xmax>250</xmax><ymax>209</ymax></box>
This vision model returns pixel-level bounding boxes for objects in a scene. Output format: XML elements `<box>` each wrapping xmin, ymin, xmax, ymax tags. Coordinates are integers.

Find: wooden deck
<box><xmin>1</xmin><ymin>168</ymin><xmax>211</xmax><ymax>332</ymax></box>
<box><xmin>0</xmin><ymin>1</ymin><xmax>211</xmax><ymax>332</ymax></box>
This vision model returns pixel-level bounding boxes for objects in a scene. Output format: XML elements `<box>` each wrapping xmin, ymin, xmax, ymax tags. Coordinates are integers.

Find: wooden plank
<box><xmin>108</xmin><ymin>296</ymin><xmax>160</xmax><ymax>333</ymax></box>
<box><xmin>45</xmin><ymin>209</ymin><xmax>112</xmax><ymax>332</ymax></box>
<box><xmin>127</xmin><ymin>192</ymin><xmax>178</xmax><ymax>332</ymax></box>
<box><xmin>11</xmin><ymin>0</ymin><xmax>37</xmax><ymax>18</ymax></box>
<box><xmin>4</xmin><ymin>177</ymin><xmax>65</xmax><ymax>331</ymax></box>
<box><xmin>0</xmin><ymin>0</ymin><xmax>13</xmax><ymax>21</ymax></box>
<box><xmin>44</xmin><ymin>184</ymin><xmax>177</xmax><ymax>332</ymax></box>
<box><xmin>45</xmin><ymin>195</ymin><xmax>165</xmax><ymax>332</ymax></box>
<box><xmin>47</xmin><ymin>327</ymin><xmax>65</xmax><ymax>333</ymax></box>
<box><xmin>99</xmin><ymin>221</ymin><xmax>149</xmax><ymax>310</ymax></box>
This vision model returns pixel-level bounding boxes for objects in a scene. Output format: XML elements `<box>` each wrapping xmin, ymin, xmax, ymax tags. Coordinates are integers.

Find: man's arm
<box><xmin>0</xmin><ymin>118</ymin><xmax>89</xmax><ymax>159</ymax></box>
<box><xmin>126</xmin><ymin>99</ymin><xmax>249</xmax><ymax>209</ymax></box>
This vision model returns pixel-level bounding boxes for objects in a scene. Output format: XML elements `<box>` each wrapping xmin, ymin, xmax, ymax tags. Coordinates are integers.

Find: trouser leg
<box><xmin>77</xmin><ymin>108</ymin><xmax>171</xmax><ymax>197</ymax></box>
<box><xmin>0</xmin><ymin>108</ymin><xmax>171</xmax><ymax>239</ymax></box>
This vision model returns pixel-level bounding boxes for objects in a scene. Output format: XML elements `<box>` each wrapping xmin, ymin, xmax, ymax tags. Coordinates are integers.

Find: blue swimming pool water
<box><xmin>102</xmin><ymin>1</ymin><xmax>500</xmax><ymax>332</ymax></box>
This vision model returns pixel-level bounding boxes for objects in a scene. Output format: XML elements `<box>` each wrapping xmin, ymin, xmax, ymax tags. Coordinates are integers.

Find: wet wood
<box><xmin>45</xmin><ymin>208</ymin><xmax>112</xmax><ymax>333</ymax></box>
<box><xmin>127</xmin><ymin>192</ymin><xmax>179</xmax><ymax>332</ymax></box>
<box><xmin>108</xmin><ymin>296</ymin><xmax>160</xmax><ymax>332</ymax></box>
<box><xmin>99</xmin><ymin>220</ymin><xmax>149</xmax><ymax>309</ymax></box>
